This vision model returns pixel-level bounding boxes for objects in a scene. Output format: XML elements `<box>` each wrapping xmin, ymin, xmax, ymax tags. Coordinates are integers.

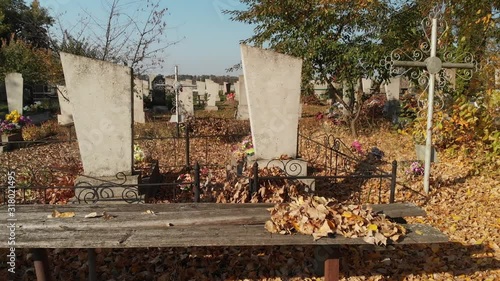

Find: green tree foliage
<box><xmin>0</xmin><ymin>35</ymin><xmax>63</xmax><ymax>85</ymax></box>
<box><xmin>226</xmin><ymin>0</ymin><xmax>395</xmax><ymax>136</ymax></box>
<box><xmin>0</xmin><ymin>0</ymin><xmax>53</xmax><ymax>48</ymax></box>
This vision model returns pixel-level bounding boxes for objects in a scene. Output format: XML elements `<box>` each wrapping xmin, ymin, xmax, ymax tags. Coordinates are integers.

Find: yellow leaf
<box><xmin>342</xmin><ymin>211</ymin><xmax>352</xmax><ymax>218</ymax></box>
<box><xmin>58</xmin><ymin>212</ymin><xmax>75</xmax><ymax>218</ymax></box>
<box><xmin>367</xmin><ymin>224</ymin><xmax>378</xmax><ymax>231</ymax></box>
<box><xmin>415</xmin><ymin>230</ymin><xmax>423</xmax><ymax>235</ymax></box>
<box><xmin>49</xmin><ymin>210</ymin><xmax>75</xmax><ymax>218</ymax></box>
<box><xmin>452</xmin><ymin>215</ymin><xmax>462</xmax><ymax>221</ymax></box>
<box><xmin>449</xmin><ymin>224</ymin><xmax>457</xmax><ymax>233</ymax></box>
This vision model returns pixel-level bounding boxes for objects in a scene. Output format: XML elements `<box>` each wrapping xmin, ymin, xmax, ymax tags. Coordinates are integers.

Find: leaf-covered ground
<box><xmin>0</xmin><ymin>105</ymin><xmax>499</xmax><ymax>280</ymax></box>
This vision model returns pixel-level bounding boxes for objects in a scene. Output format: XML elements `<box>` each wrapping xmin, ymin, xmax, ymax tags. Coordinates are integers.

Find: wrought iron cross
<box><xmin>384</xmin><ymin>6</ymin><xmax>477</xmax><ymax>194</ymax></box>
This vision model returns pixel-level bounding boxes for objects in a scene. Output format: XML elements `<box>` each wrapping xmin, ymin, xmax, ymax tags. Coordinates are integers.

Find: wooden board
<box><xmin>0</xmin><ymin>203</ymin><xmax>445</xmax><ymax>249</ymax></box>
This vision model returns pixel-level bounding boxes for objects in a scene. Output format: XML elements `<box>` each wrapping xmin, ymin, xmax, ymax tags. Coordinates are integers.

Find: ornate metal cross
<box><xmin>384</xmin><ymin>6</ymin><xmax>477</xmax><ymax>194</ymax></box>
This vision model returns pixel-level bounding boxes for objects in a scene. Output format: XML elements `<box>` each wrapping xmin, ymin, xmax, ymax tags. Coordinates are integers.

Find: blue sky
<box><xmin>38</xmin><ymin>0</ymin><xmax>256</xmax><ymax>76</ymax></box>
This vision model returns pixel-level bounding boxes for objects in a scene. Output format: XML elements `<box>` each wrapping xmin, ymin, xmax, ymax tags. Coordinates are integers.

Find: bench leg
<box><xmin>88</xmin><ymin>248</ymin><xmax>97</xmax><ymax>281</ymax></box>
<box><xmin>313</xmin><ymin>246</ymin><xmax>340</xmax><ymax>281</ymax></box>
<box><xmin>32</xmin><ymin>248</ymin><xmax>52</xmax><ymax>281</ymax></box>
<box><xmin>324</xmin><ymin>257</ymin><xmax>340</xmax><ymax>281</ymax></box>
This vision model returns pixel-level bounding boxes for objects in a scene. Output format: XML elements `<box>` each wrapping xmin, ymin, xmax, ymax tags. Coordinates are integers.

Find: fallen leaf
<box><xmin>143</xmin><ymin>210</ymin><xmax>157</xmax><ymax>215</ymax></box>
<box><xmin>84</xmin><ymin>212</ymin><xmax>102</xmax><ymax>218</ymax></box>
<box><xmin>48</xmin><ymin>210</ymin><xmax>75</xmax><ymax>218</ymax></box>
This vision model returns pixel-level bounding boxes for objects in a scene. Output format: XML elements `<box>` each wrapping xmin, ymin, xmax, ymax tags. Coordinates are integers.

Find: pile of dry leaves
<box><xmin>265</xmin><ymin>196</ymin><xmax>406</xmax><ymax>244</ymax></box>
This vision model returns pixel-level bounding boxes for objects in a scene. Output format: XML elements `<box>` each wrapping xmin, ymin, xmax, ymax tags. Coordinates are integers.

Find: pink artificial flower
<box><xmin>352</xmin><ymin>140</ymin><xmax>363</xmax><ymax>154</ymax></box>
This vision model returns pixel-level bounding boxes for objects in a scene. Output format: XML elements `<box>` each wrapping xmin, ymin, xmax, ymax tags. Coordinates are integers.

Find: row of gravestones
<box><xmin>3</xmin><ymin>74</ymin><xmax>244</xmax><ymax>130</ymax></box>
<box><xmin>310</xmin><ymin>70</ymin><xmax>458</xmax><ymax>103</ymax></box>
<box><xmin>52</xmin><ymin>45</ymin><xmax>308</xmax><ymax>202</ymax></box>
<box><xmin>1</xmin><ymin>46</ymin><xmax>306</xmax><ymax>201</ymax></box>
<box><xmin>148</xmin><ymin>76</ymin><xmax>238</xmax><ymax>114</ymax></box>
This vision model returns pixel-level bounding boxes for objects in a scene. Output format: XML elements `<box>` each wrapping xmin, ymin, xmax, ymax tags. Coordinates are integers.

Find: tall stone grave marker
<box><xmin>362</xmin><ymin>78</ymin><xmax>372</xmax><ymax>94</ymax></box>
<box><xmin>205</xmin><ymin>79</ymin><xmax>219</xmax><ymax>111</ymax></box>
<box><xmin>384</xmin><ymin>77</ymin><xmax>401</xmax><ymax>101</ymax></box>
<box><xmin>5</xmin><ymin>73</ymin><xmax>24</xmax><ymax>114</ymax></box>
<box><xmin>60</xmin><ymin>52</ymin><xmax>134</xmax><ymax>180</ymax></box>
<box><xmin>234</xmin><ymin>81</ymin><xmax>240</xmax><ymax>101</ymax></box>
<box><xmin>241</xmin><ymin>45</ymin><xmax>302</xmax><ymax>160</ymax></box>
<box><xmin>236</xmin><ymin>75</ymin><xmax>248</xmax><ymax>120</ymax></box>
<box><xmin>196</xmin><ymin>81</ymin><xmax>206</xmax><ymax>104</ymax></box>
<box><xmin>179</xmin><ymin>86</ymin><xmax>194</xmax><ymax>116</ymax></box>
<box><xmin>133</xmin><ymin>78</ymin><xmax>146</xmax><ymax>123</ymax></box>
<box><xmin>56</xmin><ymin>85</ymin><xmax>73</xmax><ymax>125</ymax></box>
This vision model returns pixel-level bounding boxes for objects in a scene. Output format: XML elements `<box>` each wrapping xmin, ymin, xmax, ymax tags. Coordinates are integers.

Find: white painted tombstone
<box><xmin>165</xmin><ymin>78</ymin><xmax>175</xmax><ymax>87</ymax></box>
<box><xmin>60</xmin><ymin>52</ymin><xmax>134</xmax><ymax>179</ymax></box>
<box><xmin>362</xmin><ymin>78</ymin><xmax>372</xmax><ymax>94</ymax></box>
<box><xmin>216</xmin><ymin>83</ymin><xmax>221</xmax><ymax>101</ymax></box>
<box><xmin>384</xmin><ymin>77</ymin><xmax>401</xmax><ymax>101</ymax></box>
<box><xmin>179</xmin><ymin>86</ymin><xmax>194</xmax><ymax>116</ymax></box>
<box><xmin>236</xmin><ymin>75</ymin><xmax>249</xmax><ymax>120</ymax></box>
<box><xmin>241</xmin><ymin>45</ymin><xmax>314</xmax><ymax>189</ymax></box>
<box><xmin>312</xmin><ymin>81</ymin><xmax>328</xmax><ymax>98</ymax></box>
<box><xmin>56</xmin><ymin>85</ymin><xmax>73</xmax><ymax>125</ymax></box>
<box><xmin>148</xmin><ymin>74</ymin><xmax>156</xmax><ymax>88</ymax></box>
<box><xmin>196</xmin><ymin>81</ymin><xmax>206</xmax><ymax>104</ymax></box>
<box><xmin>234</xmin><ymin>81</ymin><xmax>240</xmax><ymax>101</ymax></box>
<box><xmin>133</xmin><ymin>78</ymin><xmax>146</xmax><ymax>123</ymax></box>
<box><xmin>241</xmin><ymin>45</ymin><xmax>302</xmax><ymax>160</ymax></box>
<box><xmin>205</xmin><ymin>79</ymin><xmax>219</xmax><ymax>111</ymax></box>
<box><xmin>5</xmin><ymin>73</ymin><xmax>24</xmax><ymax>114</ymax></box>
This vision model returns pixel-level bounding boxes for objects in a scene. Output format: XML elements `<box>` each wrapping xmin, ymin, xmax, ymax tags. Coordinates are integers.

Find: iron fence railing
<box><xmin>1</xmin><ymin>126</ymin><xmax>398</xmax><ymax>205</ymax></box>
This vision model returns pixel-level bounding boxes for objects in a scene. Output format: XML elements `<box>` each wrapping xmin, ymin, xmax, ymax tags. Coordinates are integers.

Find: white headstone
<box><xmin>165</xmin><ymin>78</ymin><xmax>175</xmax><ymax>87</ymax></box>
<box><xmin>179</xmin><ymin>86</ymin><xmax>194</xmax><ymax>116</ymax></box>
<box><xmin>216</xmin><ymin>83</ymin><xmax>221</xmax><ymax>101</ymax></box>
<box><xmin>362</xmin><ymin>78</ymin><xmax>372</xmax><ymax>94</ymax></box>
<box><xmin>133</xmin><ymin>78</ymin><xmax>146</xmax><ymax>123</ymax></box>
<box><xmin>311</xmin><ymin>80</ymin><xmax>328</xmax><ymax>98</ymax></box>
<box><xmin>234</xmin><ymin>81</ymin><xmax>240</xmax><ymax>101</ymax></box>
<box><xmin>236</xmin><ymin>75</ymin><xmax>248</xmax><ymax>120</ymax></box>
<box><xmin>384</xmin><ymin>77</ymin><xmax>401</xmax><ymax>101</ymax></box>
<box><xmin>196</xmin><ymin>80</ymin><xmax>206</xmax><ymax>103</ymax></box>
<box><xmin>205</xmin><ymin>79</ymin><xmax>218</xmax><ymax>111</ymax></box>
<box><xmin>148</xmin><ymin>74</ymin><xmax>156</xmax><ymax>88</ymax></box>
<box><xmin>56</xmin><ymin>85</ymin><xmax>73</xmax><ymax>125</ymax></box>
<box><xmin>60</xmin><ymin>52</ymin><xmax>133</xmax><ymax>177</ymax></box>
<box><xmin>241</xmin><ymin>45</ymin><xmax>302</xmax><ymax>159</ymax></box>
<box><xmin>5</xmin><ymin>73</ymin><xmax>24</xmax><ymax>114</ymax></box>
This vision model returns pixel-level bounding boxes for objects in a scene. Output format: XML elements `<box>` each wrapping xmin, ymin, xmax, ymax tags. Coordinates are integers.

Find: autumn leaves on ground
<box><xmin>0</xmin><ymin>103</ymin><xmax>499</xmax><ymax>281</ymax></box>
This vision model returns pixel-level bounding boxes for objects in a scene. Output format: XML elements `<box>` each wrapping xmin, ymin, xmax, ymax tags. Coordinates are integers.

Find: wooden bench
<box><xmin>0</xmin><ymin>203</ymin><xmax>447</xmax><ymax>281</ymax></box>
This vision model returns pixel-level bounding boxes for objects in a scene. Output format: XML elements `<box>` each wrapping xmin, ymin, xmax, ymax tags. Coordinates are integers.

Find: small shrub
<box><xmin>21</xmin><ymin>120</ymin><xmax>59</xmax><ymax>141</ymax></box>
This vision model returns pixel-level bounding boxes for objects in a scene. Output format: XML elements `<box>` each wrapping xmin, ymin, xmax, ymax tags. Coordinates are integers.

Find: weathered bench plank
<box><xmin>0</xmin><ymin>202</ymin><xmax>426</xmax><ymax>217</ymax></box>
<box><xmin>3</xmin><ymin>223</ymin><xmax>447</xmax><ymax>248</ymax></box>
<box><xmin>0</xmin><ymin>203</ymin><xmax>445</xmax><ymax>249</ymax></box>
